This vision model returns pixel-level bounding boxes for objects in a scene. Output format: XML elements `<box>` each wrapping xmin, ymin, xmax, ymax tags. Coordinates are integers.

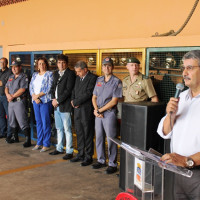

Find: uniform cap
<box><xmin>10</xmin><ymin>60</ymin><xmax>22</xmax><ymax>67</ymax></box>
<box><xmin>127</xmin><ymin>57</ymin><xmax>140</xmax><ymax>64</ymax></box>
<box><xmin>102</xmin><ymin>57</ymin><xmax>114</xmax><ymax>66</ymax></box>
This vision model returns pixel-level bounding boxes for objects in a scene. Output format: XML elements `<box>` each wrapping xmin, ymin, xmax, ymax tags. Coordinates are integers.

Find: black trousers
<box><xmin>174</xmin><ymin>168</ymin><xmax>200</xmax><ymax>200</ymax></box>
<box><xmin>74</xmin><ymin>118</ymin><xmax>94</xmax><ymax>161</ymax></box>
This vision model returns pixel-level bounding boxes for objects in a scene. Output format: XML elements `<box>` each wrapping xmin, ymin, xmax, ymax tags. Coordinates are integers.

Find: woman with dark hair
<box><xmin>29</xmin><ymin>57</ymin><xmax>53</xmax><ymax>152</ymax></box>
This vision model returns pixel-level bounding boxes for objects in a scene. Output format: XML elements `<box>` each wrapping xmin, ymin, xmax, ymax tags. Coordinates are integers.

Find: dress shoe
<box><xmin>32</xmin><ymin>145</ymin><xmax>42</xmax><ymax>150</ymax></box>
<box><xmin>23</xmin><ymin>128</ymin><xmax>31</xmax><ymax>148</ymax></box>
<box><xmin>40</xmin><ymin>147</ymin><xmax>50</xmax><ymax>152</ymax></box>
<box><xmin>70</xmin><ymin>156</ymin><xmax>84</xmax><ymax>162</ymax></box>
<box><xmin>63</xmin><ymin>153</ymin><xmax>73</xmax><ymax>160</ymax></box>
<box><xmin>91</xmin><ymin>162</ymin><xmax>107</xmax><ymax>169</ymax></box>
<box><xmin>6</xmin><ymin>136</ymin><xmax>19</xmax><ymax>143</ymax></box>
<box><xmin>105</xmin><ymin>166</ymin><xmax>117</xmax><ymax>174</ymax></box>
<box><xmin>49</xmin><ymin>150</ymin><xmax>64</xmax><ymax>155</ymax></box>
<box><xmin>80</xmin><ymin>159</ymin><xmax>93</xmax><ymax>166</ymax></box>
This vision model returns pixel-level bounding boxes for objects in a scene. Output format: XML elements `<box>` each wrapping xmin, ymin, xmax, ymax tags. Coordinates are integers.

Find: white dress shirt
<box><xmin>33</xmin><ymin>73</ymin><xmax>45</xmax><ymax>95</ymax></box>
<box><xmin>55</xmin><ymin>70</ymin><xmax>66</xmax><ymax>99</ymax></box>
<box><xmin>157</xmin><ymin>89</ymin><xmax>200</xmax><ymax>156</ymax></box>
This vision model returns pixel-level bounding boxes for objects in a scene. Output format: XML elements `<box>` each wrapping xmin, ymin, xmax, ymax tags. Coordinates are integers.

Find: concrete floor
<box><xmin>0</xmin><ymin>137</ymin><xmax>122</xmax><ymax>200</ymax></box>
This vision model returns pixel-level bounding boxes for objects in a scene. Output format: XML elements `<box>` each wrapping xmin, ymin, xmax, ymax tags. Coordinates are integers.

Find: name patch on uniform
<box><xmin>97</xmin><ymin>82</ymin><xmax>102</xmax><ymax>86</ymax></box>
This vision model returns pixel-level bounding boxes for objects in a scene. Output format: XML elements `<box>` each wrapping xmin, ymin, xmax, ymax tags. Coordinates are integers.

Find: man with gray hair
<box><xmin>71</xmin><ymin>61</ymin><xmax>97</xmax><ymax>166</ymax></box>
<box><xmin>157</xmin><ymin>50</ymin><xmax>200</xmax><ymax>199</ymax></box>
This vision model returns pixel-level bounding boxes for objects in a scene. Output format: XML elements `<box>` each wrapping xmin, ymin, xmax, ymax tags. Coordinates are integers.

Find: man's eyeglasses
<box><xmin>180</xmin><ymin>65</ymin><xmax>200</xmax><ymax>71</ymax></box>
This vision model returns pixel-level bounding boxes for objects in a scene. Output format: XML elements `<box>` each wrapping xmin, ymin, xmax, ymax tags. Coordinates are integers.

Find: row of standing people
<box><xmin>0</xmin><ymin>55</ymin><xmax>158</xmax><ymax>174</ymax></box>
<box><xmin>2</xmin><ymin>50</ymin><xmax>200</xmax><ymax>198</ymax></box>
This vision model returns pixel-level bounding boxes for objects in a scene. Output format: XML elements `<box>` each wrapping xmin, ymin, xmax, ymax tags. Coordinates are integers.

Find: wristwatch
<box><xmin>186</xmin><ymin>157</ymin><xmax>194</xmax><ymax>168</ymax></box>
<box><xmin>97</xmin><ymin>110</ymin><xmax>101</xmax><ymax>115</ymax></box>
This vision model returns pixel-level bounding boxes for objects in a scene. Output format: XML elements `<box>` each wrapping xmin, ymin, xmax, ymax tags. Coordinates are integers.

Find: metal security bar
<box><xmin>146</xmin><ymin>47</ymin><xmax>200</xmax><ymax>103</ymax></box>
<box><xmin>100</xmin><ymin>49</ymin><xmax>146</xmax><ymax>81</ymax></box>
<box><xmin>63</xmin><ymin>50</ymin><xmax>99</xmax><ymax>75</ymax></box>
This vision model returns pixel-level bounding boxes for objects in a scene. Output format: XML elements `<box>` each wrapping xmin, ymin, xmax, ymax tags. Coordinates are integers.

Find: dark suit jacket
<box><xmin>50</xmin><ymin>68</ymin><xmax>75</xmax><ymax>112</ymax></box>
<box><xmin>71</xmin><ymin>71</ymin><xmax>97</xmax><ymax>121</ymax></box>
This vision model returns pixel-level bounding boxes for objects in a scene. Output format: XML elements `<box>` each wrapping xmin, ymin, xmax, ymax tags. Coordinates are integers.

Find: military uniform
<box><xmin>123</xmin><ymin>73</ymin><xmax>156</xmax><ymax>102</ymax></box>
<box><xmin>93</xmin><ymin>75</ymin><xmax>122</xmax><ymax>167</ymax></box>
<box><xmin>6</xmin><ymin>72</ymin><xmax>30</xmax><ymax>146</ymax></box>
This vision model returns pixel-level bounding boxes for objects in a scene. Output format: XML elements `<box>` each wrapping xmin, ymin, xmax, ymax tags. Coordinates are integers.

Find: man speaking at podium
<box><xmin>157</xmin><ymin>50</ymin><xmax>200</xmax><ymax>199</ymax></box>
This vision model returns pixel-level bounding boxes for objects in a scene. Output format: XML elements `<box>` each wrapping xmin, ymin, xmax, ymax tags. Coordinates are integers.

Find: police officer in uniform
<box><xmin>5</xmin><ymin>60</ymin><xmax>31</xmax><ymax>147</ymax></box>
<box><xmin>92</xmin><ymin>57</ymin><xmax>122</xmax><ymax>174</ymax></box>
<box><xmin>123</xmin><ymin>57</ymin><xmax>158</xmax><ymax>102</ymax></box>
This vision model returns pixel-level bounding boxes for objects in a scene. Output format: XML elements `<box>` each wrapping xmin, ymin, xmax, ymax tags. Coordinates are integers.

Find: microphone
<box><xmin>169</xmin><ymin>83</ymin><xmax>184</xmax><ymax>115</ymax></box>
<box><xmin>174</xmin><ymin>83</ymin><xmax>184</xmax><ymax>98</ymax></box>
<box><xmin>168</xmin><ymin>83</ymin><xmax>184</xmax><ymax>126</ymax></box>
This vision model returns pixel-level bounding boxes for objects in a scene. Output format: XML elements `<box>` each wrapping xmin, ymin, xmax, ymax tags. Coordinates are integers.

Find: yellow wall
<box><xmin>0</xmin><ymin>0</ymin><xmax>200</xmax><ymax>55</ymax></box>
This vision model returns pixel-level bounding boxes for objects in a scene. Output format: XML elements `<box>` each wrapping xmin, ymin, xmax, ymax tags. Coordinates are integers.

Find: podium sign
<box><xmin>110</xmin><ymin>138</ymin><xmax>192</xmax><ymax>200</ymax></box>
<box><xmin>134</xmin><ymin>157</ymin><xmax>145</xmax><ymax>191</ymax></box>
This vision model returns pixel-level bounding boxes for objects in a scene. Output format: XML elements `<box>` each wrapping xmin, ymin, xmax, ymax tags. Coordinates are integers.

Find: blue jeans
<box><xmin>33</xmin><ymin>101</ymin><xmax>52</xmax><ymax>147</ymax></box>
<box><xmin>54</xmin><ymin>107</ymin><xmax>73</xmax><ymax>154</ymax></box>
<box><xmin>0</xmin><ymin>95</ymin><xmax>11</xmax><ymax>137</ymax></box>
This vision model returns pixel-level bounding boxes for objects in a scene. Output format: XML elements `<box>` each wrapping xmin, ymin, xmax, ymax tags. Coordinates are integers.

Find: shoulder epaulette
<box><xmin>142</xmin><ymin>74</ymin><xmax>149</xmax><ymax>79</ymax></box>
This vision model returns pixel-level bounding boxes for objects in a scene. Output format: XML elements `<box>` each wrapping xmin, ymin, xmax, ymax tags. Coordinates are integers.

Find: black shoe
<box><xmin>23</xmin><ymin>128</ymin><xmax>31</xmax><ymax>148</ymax></box>
<box><xmin>91</xmin><ymin>162</ymin><xmax>106</xmax><ymax>169</ymax></box>
<box><xmin>23</xmin><ymin>140</ymin><xmax>31</xmax><ymax>147</ymax></box>
<box><xmin>49</xmin><ymin>150</ymin><xmax>64</xmax><ymax>155</ymax></box>
<box><xmin>105</xmin><ymin>166</ymin><xmax>117</xmax><ymax>174</ymax></box>
<box><xmin>81</xmin><ymin>159</ymin><xmax>93</xmax><ymax>166</ymax></box>
<box><xmin>70</xmin><ymin>156</ymin><xmax>84</xmax><ymax>162</ymax></box>
<box><xmin>6</xmin><ymin>136</ymin><xmax>19</xmax><ymax>144</ymax></box>
<box><xmin>5</xmin><ymin>136</ymin><xmax>12</xmax><ymax>143</ymax></box>
<box><xmin>63</xmin><ymin>153</ymin><xmax>73</xmax><ymax>160</ymax></box>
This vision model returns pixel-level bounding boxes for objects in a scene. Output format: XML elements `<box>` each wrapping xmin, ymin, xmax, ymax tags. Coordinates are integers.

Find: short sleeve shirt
<box><xmin>93</xmin><ymin>75</ymin><xmax>122</xmax><ymax>109</ymax></box>
<box><xmin>122</xmin><ymin>73</ymin><xmax>156</xmax><ymax>102</ymax></box>
<box><xmin>6</xmin><ymin>73</ymin><xmax>29</xmax><ymax>95</ymax></box>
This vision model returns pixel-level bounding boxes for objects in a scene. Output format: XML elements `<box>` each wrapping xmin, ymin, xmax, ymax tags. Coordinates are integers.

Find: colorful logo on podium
<box><xmin>136</xmin><ymin>163</ymin><xmax>141</xmax><ymax>183</ymax></box>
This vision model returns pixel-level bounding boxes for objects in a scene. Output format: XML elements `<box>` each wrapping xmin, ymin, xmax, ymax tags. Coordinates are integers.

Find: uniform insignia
<box><xmin>25</xmin><ymin>78</ymin><xmax>28</xmax><ymax>82</ymax></box>
<box><xmin>8</xmin><ymin>78</ymin><xmax>13</xmax><ymax>81</ymax></box>
<box><xmin>105</xmin><ymin>58</ymin><xmax>109</xmax><ymax>61</ymax></box>
<box><xmin>97</xmin><ymin>82</ymin><xmax>102</xmax><ymax>86</ymax></box>
<box><xmin>142</xmin><ymin>75</ymin><xmax>149</xmax><ymax>79</ymax></box>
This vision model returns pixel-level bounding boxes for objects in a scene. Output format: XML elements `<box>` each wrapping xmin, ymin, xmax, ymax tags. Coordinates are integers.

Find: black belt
<box><xmin>191</xmin><ymin>166</ymin><xmax>200</xmax><ymax>170</ymax></box>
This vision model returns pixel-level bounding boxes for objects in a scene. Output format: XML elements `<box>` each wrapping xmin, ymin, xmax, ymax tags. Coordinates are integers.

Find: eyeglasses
<box><xmin>180</xmin><ymin>65</ymin><xmax>200</xmax><ymax>71</ymax></box>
